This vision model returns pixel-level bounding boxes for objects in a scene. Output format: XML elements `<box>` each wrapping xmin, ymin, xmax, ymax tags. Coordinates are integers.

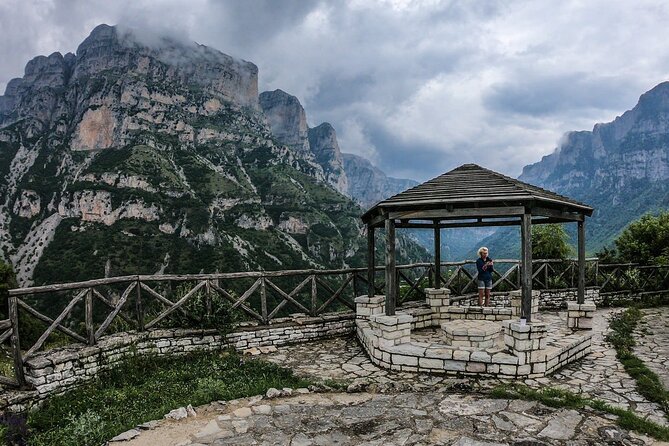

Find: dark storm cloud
<box><xmin>2</xmin><ymin>0</ymin><xmax>669</xmax><ymax>181</ymax></box>
<box><xmin>484</xmin><ymin>74</ymin><xmax>641</xmax><ymax>117</ymax></box>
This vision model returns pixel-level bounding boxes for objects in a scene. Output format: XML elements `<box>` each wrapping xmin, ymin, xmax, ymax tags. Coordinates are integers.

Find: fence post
<box><xmin>85</xmin><ymin>288</ymin><xmax>95</xmax><ymax>345</ymax></box>
<box><xmin>260</xmin><ymin>276</ymin><xmax>268</xmax><ymax>324</ymax></box>
<box><xmin>205</xmin><ymin>280</ymin><xmax>212</xmax><ymax>318</ymax></box>
<box><xmin>8</xmin><ymin>296</ymin><xmax>26</xmax><ymax>388</ymax></box>
<box><xmin>136</xmin><ymin>279</ymin><xmax>144</xmax><ymax>331</ymax></box>
<box><xmin>311</xmin><ymin>275</ymin><xmax>317</xmax><ymax>316</ymax></box>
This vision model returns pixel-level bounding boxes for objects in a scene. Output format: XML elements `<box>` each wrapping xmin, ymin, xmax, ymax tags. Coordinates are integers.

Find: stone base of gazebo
<box><xmin>354</xmin><ymin>292</ymin><xmax>594</xmax><ymax>378</ymax></box>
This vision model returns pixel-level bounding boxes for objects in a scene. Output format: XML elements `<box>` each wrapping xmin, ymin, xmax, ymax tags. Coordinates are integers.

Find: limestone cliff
<box><xmin>342</xmin><ymin>153</ymin><xmax>419</xmax><ymax>208</ymax></box>
<box><xmin>307</xmin><ymin>123</ymin><xmax>348</xmax><ymax>195</ymax></box>
<box><xmin>519</xmin><ymin>81</ymin><xmax>669</xmax><ymax>250</ymax></box>
<box><xmin>1</xmin><ymin>24</ymin><xmax>422</xmax><ymax>286</ymax></box>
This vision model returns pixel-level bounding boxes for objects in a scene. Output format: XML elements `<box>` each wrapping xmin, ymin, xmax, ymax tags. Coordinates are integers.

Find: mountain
<box><xmin>466</xmin><ymin>81</ymin><xmax>669</xmax><ymax>260</ymax></box>
<box><xmin>0</xmin><ymin>24</ymin><xmax>427</xmax><ymax>286</ymax></box>
<box><xmin>520</xmin><ymin>81</ymin><xmax>669</xmax><ymax>252</ymax></box>
<box><xmin>342</xmin><ymin>153</ymin><xmax>419</xmax><ymax>208</ymax></box>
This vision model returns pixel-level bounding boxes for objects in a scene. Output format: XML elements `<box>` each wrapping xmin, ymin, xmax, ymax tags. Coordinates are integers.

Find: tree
<box><xmin>531</xmin><ymin>224</ymin><xmax>572</xmax><ymax>260</ymax></box>
<box><xmin>614</xmin><ymin>212</ymin><xmax>669</xmax><ymax>265</ymax></box>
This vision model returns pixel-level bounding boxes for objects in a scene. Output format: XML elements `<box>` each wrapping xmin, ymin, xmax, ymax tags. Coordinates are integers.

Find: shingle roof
<box><xmin>361</xmin><ymin>163</ymin><xmax>593</xmax><ymax>222</ymax></box>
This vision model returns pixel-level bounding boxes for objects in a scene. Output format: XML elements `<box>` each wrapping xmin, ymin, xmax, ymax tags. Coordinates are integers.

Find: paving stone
<box><xmin>537</xmin><ymin>409</ymin><xmax>582</xmax><ymax>440</ymax></box>
<box><xmin>116</xmin><ymin>308</ymin><xmax>669</xmax><ymax>445</ymax></box>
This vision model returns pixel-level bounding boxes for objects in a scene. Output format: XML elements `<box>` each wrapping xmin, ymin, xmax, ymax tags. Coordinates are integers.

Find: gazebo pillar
<box><xmin>520</xmin><ymin>212</ymin><xmax>533</xmax><ymax>322</ymax></box>
<box><xmin>385</xmin><ymin>218</ymin><xmax>397</xmax><ymax>316</ymax></box>
<box><xmin>434</xmin><ymin>223</ymin><xmax>441</xmax><ymax>289</ymax></box>
<box><xmin>577</xmin><ymin>220</ymin><xmax>585</xmax><ymax>304</ymax></box>
<box><xmin>367</xmin><ymin>226</ymin><xmax>375</xmax><ymax>297</ymax></box>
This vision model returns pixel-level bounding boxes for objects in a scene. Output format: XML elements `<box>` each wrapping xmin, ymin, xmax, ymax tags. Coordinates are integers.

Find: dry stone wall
<box><xmin>1</xmin><ymin>313</ymin><xmax>354</xmax><ymax>412</ymax></box>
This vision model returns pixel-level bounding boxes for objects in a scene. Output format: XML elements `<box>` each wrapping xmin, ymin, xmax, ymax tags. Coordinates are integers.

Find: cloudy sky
<box><xmin>1</xmin><ymin>0</ymin><xmax>669</xmax><ymax>181</ymax></box>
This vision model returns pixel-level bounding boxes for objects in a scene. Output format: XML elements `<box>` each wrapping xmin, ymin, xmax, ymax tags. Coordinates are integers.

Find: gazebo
<box><xmin>361</xmin><ymin>164</ymin><xmax>594</xmax><ymax>321</ymax></box>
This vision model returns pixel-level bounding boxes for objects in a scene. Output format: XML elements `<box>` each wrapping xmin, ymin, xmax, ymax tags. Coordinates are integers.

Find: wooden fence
<box><xmin>1</xmin><ymin>258</ymin><xmax>668</xmax><ymax>388</ymax></box>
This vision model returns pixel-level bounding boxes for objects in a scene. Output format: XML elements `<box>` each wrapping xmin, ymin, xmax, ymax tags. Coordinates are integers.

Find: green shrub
<box><xmin>532</xmin><ymin>224</ymin><xmax>572</xmax><ymax>260</ymax></box>
<box><xmin>614</xmin><ymin>212</ymin><xmax>669</xmax><ymax>265</ymax></box>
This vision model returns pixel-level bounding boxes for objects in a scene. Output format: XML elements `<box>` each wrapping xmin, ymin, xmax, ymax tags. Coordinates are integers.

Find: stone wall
<box><xmin>355</xmin><ymin>295</ymin><xmax>593</xmax><ymax>379</ymax></box>
<box><xmin>457</xmin><ymin>287</ymin><xmax>601</xmax><ymax>310</ymax></box>
<box><xmin>539</xmin><ymin>287</ymin><xmax>601</xmax><ymax>309</ymax></box>
<box><xmin>1</xmin><ymin>312</ymin><xmax>354</xmax><ymax>412</ymax></box>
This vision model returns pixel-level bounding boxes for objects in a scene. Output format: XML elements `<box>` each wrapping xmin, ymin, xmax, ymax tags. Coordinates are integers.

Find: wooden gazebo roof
<box><xmin>362</xmin><ymin>163</ymin><xmax>593</xmax><ymax>227</ymax></box>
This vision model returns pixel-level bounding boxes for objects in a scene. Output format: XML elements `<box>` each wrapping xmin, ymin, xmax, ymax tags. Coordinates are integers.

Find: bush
<box><xmin>532</xmin><ymin>224</ymin><xmax>572</xmax><ymax>260</ymax></box>
<box><xmin>614</xmin><ymin>212</ymin><xmax>669</xmax><ymax>265</ymax></box>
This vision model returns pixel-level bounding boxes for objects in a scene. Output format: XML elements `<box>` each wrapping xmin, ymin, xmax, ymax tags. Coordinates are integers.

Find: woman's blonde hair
<box><xmin>477</xmin><ymin>246</ymin><xmax>488</xmax><ymax>256</ymax></box>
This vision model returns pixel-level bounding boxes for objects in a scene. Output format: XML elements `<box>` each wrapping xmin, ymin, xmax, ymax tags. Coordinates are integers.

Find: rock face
<box><xmin>343</xmin><ymin>153</ymin><xmax>419</xmax><ymax>208</ymax></box>
<box><xmin>258</xmin><ymin>90</ymin><xmax>418</xmax><ymax>205</ymax></box>
<box><xmin>519</xmin><ymin>81</ymin><xmax>669</xmax><ymax>250</ymax></box>
<box><xmin>259</xmin><ymin>89</ymin><xmax>310</xmax><ymax>153</ymax></box>
<box><xmin>0</xmin><ymin>24</ymin><xmax>432</xmax><ymax>286</ymax></box>
<box><xmin>307</xmin><ymin>123</ymin><xmax>348</xmax><ymax>194</ymax></box>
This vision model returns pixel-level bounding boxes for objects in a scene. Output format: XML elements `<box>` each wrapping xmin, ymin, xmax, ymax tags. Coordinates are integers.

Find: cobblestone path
<box><xmin>633</xmin><ymin>307</ymin><xmax>669</xmax><ymax>390</ymax></box>
<box><xmin>113</xmin><ymin>308</ymin><xmax>669</xmax><ymax>445</ymax></box>
<box><xmin>122</xmin><ymin>389</ymin><xmax>659</xmax><ymax>446</ymax></box>
<box><xmin>262</xmin><ymin>309</ymin><xmax>668</xmax><ymax>426</ymax></box>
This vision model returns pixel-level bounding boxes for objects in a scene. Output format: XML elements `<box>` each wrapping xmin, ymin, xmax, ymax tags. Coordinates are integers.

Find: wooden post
<box><xmin>136</xmin><ymin>279</ymin><xmax>144</xmax><ymax>331</ymax></box>
<box><xmin>8</xmin><ymin>296</ymin><xmax>26</xmax><ymax>388</ymax></box>
<box><xmin>205</xmin><ymin>280</ymin><xmax>212</xmax><ymax>317</ymax></box>
<box><xmin>260</xmin><ymin>276</ymin><xmax>268</xmax><ymax>323</ymax></box>
<box><xmin>520</xmin><ymin>212</ymin><xmax>533</xmax><ymax>322</ymax></box>
<box><xmin>578</xmin><ymin>220</ymin><xmax>586</xmax><ymax>304</ymax></box>
<box><xmin>311</xmin><ymin>275</ymin><xmax>317</xmax><ymax>316</ymax></box>
<box><xmin>85</xmin><ymin>288</ymin><xmax>95</xmax><ymax>345</ymax></box>
<box><xmin>352</xmin><ymin>273</ymin><xmax>359</xmax><ymax>297</ymax></box>
<box><xmin>434</xmin><ymin>224</ymin><xmax>441</xmax><ymax>289</ymax></box>
<box><xmin>385</xmin><ymin>218</ymin><xmax>397</xmax><ymax>316</ymax></box>
<box><xmin>367</xmin><ymin>226</ymin><xmax>375</xmax><ymax>297</ymax></box>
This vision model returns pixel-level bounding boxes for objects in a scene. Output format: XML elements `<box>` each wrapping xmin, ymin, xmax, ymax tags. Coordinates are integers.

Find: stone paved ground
<box><xmin>262</xmin><ymin>309</ymin><xmax>668</xmax><ymax>426</ymax></box>
<box><xmin>121</xmin><ymin>389</ymin><xmax>660</xmax><ymax>446</ymax></box>
<box><xmin>112</xmin><ymin>308</ymin><xmax>669</xmax><ymax>445</ymax></box>
<box><xmin>633</xmin><ymin>307</ymin><xmax>669</xmax><ymax>390</ymax></box>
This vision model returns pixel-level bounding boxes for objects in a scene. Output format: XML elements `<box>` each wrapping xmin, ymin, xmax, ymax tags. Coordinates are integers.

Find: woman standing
<box><xmin>476</xmin><ymin>247</ymin><xmax>494</xmax><ymax>306</ymax></box>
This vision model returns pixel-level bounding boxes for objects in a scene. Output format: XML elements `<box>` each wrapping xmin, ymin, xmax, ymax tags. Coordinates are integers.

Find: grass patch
<box><xmin>490</xmin><ymin>383</ymin><xmax>669</xmax><ymax>441</ymax></box>
<box><xmin>606</xmin><ymin>307</ymin><xmax>669</xmax><ymax>416</ymax></box>
<box><xmin>3</xmin><ymin>350</ymin><xmax>312</xmax><ymax>446</ymax></box>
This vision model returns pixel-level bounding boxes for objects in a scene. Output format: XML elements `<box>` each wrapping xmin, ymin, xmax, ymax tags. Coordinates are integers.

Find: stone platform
<box><xmin>355</xmin><ymin>290</ymin><xmax>595</xmax><ymax>379</ymax></box>
<box><xmin>441</xmin><ymin>319</ymin><xmax>499</xmax><ymax>348</ymax></box>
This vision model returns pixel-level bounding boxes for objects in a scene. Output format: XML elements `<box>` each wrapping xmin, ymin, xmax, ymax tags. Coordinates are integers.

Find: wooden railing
<box><xmin>2</xmin><ymin>258</ymin><xmax>668</xmax><ymax>388</ymax></box>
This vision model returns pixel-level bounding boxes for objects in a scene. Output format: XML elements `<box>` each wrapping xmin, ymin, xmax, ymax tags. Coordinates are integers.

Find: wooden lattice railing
<box><xmin>2</xmin><ymin>259</ymin><xmax>668</xmax><ymax>388</ymax></box>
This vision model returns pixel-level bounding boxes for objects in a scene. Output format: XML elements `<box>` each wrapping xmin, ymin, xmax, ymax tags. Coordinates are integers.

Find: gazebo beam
<box><xmin>385</xmin><ymin>218</ymin><xmax>397</xmax><ymax>316</ymax></box>
<box><xmin>367</xmin><ymin>226</ymin><xmax>375</xmax><ymax>297</ymax></box>
<box><xmin>531</xmin><ymin>206</ymin><xmax>584</xmax><ymax>221</ymax></box>
<box><xmin>577</xmin><ymin>220</ymin><xmax>586</xmax><ymax>304</ymax></box>
<box><xmin>394</xmin><ymin>217</ymin><xmax>569</xmax><ymax>229</ymax></box>
<box><xmin>388</xmin><ymin>206</ymin><xmax>525</xmax><ymax>221</ymax></box>
<box><xmin>520</xmin><ymin>212</ymin><xmax>533</xmax><ymax>322</ymax></box>
<box><xmin>434</xmin><ymin>223</ymin><xmax>441</xmax><ymax>289</ymax></box>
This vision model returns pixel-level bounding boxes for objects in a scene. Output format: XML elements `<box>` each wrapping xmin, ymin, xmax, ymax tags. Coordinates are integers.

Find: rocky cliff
<box><xmin>0</xmin><ymin>24</ymin><xmax>428</xmax><ymax>286</ymax></box>
<box><xmin>308</xmin><ymin>123</ymin><xmax>348</xmax><ymax>195</ymax></box>
<box><xmin>519</xmin><ymin>81</ymin><xmax>669</xmax><ymax>250</ymax></box>
<box><xmin>343</xmin><ymin>153</ymin><xmax>419</xmax><ymax>208</ymax></box>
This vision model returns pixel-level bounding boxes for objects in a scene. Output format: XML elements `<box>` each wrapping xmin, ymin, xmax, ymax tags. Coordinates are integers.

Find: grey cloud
<box><xmin>2</xmin><ymin>0</ymin><xmax>669</xmax><ymax>182</ymax></box>
<box><xmin>484</xmin><ymin>73</ymin><xmax>642</xmax><ymax>117</ymax></box>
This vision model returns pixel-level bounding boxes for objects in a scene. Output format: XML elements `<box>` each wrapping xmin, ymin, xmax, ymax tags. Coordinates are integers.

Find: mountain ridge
<box><xmin>457</xmin><ymin>80</ymin><xmax>669</xmax><ymax>260</ymax></box>
<box><xmin>0</xmin><ymin>24</ymin><xmax>427</xmax><ymax>286</ymax></box>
